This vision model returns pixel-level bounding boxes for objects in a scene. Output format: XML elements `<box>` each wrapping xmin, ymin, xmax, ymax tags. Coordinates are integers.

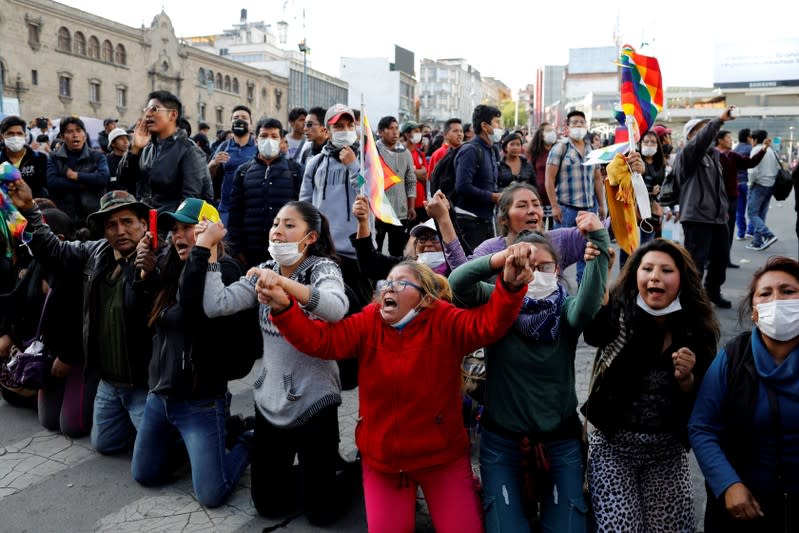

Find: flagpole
<box><xmin>359</xmin><ymin>93</ymin><xmax>366</xmax><ymax>197</ymax></box>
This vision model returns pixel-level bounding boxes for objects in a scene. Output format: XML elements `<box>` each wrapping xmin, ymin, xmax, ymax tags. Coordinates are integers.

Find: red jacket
<box><xmin>271</xmin><ymin>277</ymin><xmax>525</xmax><ymax>473</ymax></box>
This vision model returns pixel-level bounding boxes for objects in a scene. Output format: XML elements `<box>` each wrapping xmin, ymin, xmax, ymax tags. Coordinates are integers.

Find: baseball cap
<box><xmin>400</xmin><ymin>121</ymin><xmax>420</xmax><ymax>135</ymax></box>
<box><xmin>683</xmin><ymin>119</ymin><xmax>710</xmax><ymax>139</ymax></box>
<box><xmin>409</xmin><ymin>218</ymin><xmax>437</xmax><ymax>238</ymax></box>
<box><xmin>324</xmin><ymin>103</ymin><xmax>356</xmax><ymax>126</ymax></box>
<box><xmin>652</xmin><ymin>124</ymin><xmax>672</xmax><ymax>138</ymax></box>
<box><xmin>107</xmin><ymin>128</ymin><xmax>130</xmax><ymax>147</ymax></box>
<box><xmin>103</xmin><ymin>118</ymin><xmax>118</xmax><ymax>126</ymax></box>
<box><xmin>157</xmin><ymin>198</ymin><xmax>220</xmax><ymax>228</ymax></box>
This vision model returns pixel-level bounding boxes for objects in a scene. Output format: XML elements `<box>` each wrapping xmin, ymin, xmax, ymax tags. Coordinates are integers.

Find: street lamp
<box><xmin>790</xmin><ymin>126</ymin><xmax>795</xmax><ymax>168</ymax></box>
<box><xmin>298</xmin><ymin>39</ymin><xmax>309</xmax><ymax>109</ymax></box>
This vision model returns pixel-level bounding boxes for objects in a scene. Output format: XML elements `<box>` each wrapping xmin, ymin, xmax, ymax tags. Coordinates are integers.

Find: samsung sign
<box><xmin>714</xmin><ymin>39</ymin><xmax>799</xmax><ymax>88</ymax></box>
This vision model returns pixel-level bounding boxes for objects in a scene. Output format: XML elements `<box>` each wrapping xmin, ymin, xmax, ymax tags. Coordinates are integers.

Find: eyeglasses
<box><xmin>534</xmin><ymin>262</ymin><xmax>557</xmax><ymax>273</ymax></box>
<box><xmin>376</xmin><ymin>279</ymin><xmax>424</xmax><ymax>293</ymax></box>
<box><xmin>305</xmin><ymin>121</ymin><xmax>320</xmax><ymax>128</ymax></box>
<box><xmin>415</xmin><ymin>234</ymin><xmax>440</xmax><ymax>244</ymax></box>
<box><xmin>142</xmin><ymin>105</ymin><xmax>172</xmax><ymax>114</ymax></box>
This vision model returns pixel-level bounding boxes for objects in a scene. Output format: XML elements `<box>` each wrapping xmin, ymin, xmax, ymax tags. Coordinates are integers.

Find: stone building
<box><xmin>0</xmin><ymin>0</ymin><xmax>288</xmax><ymax>133</ymax></box>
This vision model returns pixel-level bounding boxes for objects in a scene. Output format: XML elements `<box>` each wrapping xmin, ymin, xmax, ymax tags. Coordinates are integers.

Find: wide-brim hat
<box><xmin>87</xmin><ymin>190</ymin><xmax>151</xmax><ymax>227</ymax></box>
<box><xmin>157</xmin><ymin>198</ymin><xmax>220</xmax><ymax>229</ymax></box>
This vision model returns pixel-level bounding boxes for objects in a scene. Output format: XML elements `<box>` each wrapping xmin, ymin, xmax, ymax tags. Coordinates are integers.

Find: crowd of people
<box><xmin>1</xmin><ymin>93</ymin><xmax>797</xmax><ymax>532</ymax></box>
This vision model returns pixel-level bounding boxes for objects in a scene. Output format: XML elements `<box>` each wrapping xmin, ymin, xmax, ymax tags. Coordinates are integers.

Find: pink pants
<box><xmin>362</xmin><ymin>454</ymin><xmax>484</xmax><ymax>533</ymax></box>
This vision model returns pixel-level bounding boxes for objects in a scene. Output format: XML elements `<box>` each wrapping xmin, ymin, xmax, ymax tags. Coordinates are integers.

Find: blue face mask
<box><xmin>390</xmin><ymin>307</ymin><xmax>420</xmax><ymax>330</ymax></box>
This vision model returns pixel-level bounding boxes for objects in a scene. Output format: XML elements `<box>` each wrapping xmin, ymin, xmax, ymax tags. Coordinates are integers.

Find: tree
<box><xmin>501</xmin><ymin>100</ymin><xmax>528</xmax><ymax>129</ymax></box>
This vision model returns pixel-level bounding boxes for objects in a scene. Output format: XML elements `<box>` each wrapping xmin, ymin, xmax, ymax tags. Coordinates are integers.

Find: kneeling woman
<box><xmin>262</xmin><ymin>255</ymin><xmax>532</xmax><ymax>533</ymax></box>
<box><xmin>131</xmin><ymin>199</ymin><xmax>252</xmax><ymax>508</ymax></box>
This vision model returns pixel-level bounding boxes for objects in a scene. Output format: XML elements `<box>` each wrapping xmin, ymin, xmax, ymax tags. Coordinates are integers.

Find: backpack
<box><xmin>430</xmin><ymin>145</ymin><xmax>463</xmax><ymax>202</ymax></box>
<box><xmin>771</xmin><ymin>151</ymin><xmax>793</xmax><ymax>202</ymax></box>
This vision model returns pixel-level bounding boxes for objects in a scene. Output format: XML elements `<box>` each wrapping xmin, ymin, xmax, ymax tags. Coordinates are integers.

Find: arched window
<box><xmin>198</xmin><ymin>68</ymin><xmax>206</xmax><ymax>85</ymax></box>
<box><xmin>102</xmin><ymin>40</ymin><xmax>113</xmax><ymax>62</ymax></box>
<box><xmin>232</xmin><ymin>78</ymin><xmax>239</xmax><ymax>94</ymax></box>
<box><xmin>115</xmin><ymin>44</ymin><xmax>126</xmax><ymax>65</ymax></box>
<box><xmin>57</xmin><ymin>27</ymin><xmax>71</xmax><ymax>51</ymax></box>
<box><xmin>216</xmin><ymin>73</ymin><xmax>222</xmax><ymax>89</ymax></box>
<box><xmin>88</xmin><ymin>36</ymin><xmax>100</xmax><ymax>59</ymax></box>
<box><xmin>73</xmin><ymin>32</ymin><xmax>86</xmax><ymax>55</ymax></box>
<box><xmin>207</xmin><ymin>70</ymin><xmax>214</xmax><ymax>87</ymax></box>
<box><xmin>224</xmin><ymin>75</ymin><xmax>231</xmax><ymax>92</ymax></box>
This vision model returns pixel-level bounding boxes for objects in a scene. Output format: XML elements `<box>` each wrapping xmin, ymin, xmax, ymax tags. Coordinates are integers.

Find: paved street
<box><xmin>1</xmin><ymin>199</ymin><xmax>796</xmax><ymax>532</ymax></box>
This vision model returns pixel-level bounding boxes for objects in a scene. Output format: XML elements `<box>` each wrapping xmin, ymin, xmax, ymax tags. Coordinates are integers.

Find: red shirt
<box><xmin>427</xmin><ymin>144</ymin><xmax>450</xmax><ymax>178</ymax></box>
<box><xmin>271</xmin><ymin>277</ymin><xmax>525</xmax><ymax>474</ymax></box>
<box><xmin>411</xmin><ymin>147</ymin><xmax>427</xmax><ymax>208</ymax></box>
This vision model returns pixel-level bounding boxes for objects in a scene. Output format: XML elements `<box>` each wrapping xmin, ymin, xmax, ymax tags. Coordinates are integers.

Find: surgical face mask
<box><xmin>641</xmin><ymin>145</ymin><xmax>658</xmax><ymax>157</ymax></box>
<box><xmin>526</xmin><ymin>271</ymin><xmax>559</xmax><ymax>300</ymax></box>
<box><xmin>231</xmin><ymin>119</ymin><xmax>249</xmax><ymax>136</ymax></box>
<box><xmin>258</xmin><ymin>138</ymin><xmax>281</xmax><ymax>159</ymax></box>
<box><xmin>569</xmin><ymin>128</ymin><xmax>587</xmax><ymax>141</ymax></box>
<box><xmin>636</xmin><ymin>293</ymin><xmax>682</xmax><ymax>316</ymax></box>
<box><xmin>3</xmin><ymin>136</ymin><xmax>25</xmax><ymax>152</ymax></box>
<box><xmin>417</xmin><ymin>251</ymin><xmax>445</xmax><ymax>269</ymax></box>
<box><xmin>331</xmin><ymin>130</ymin><xmax>357</xmax><ymax>148</ymax></box>
<box><xmin>755</xmin><ymin>300</ymin><xmax>799</xmax><ymax>342</ymax></box>
<box><xmin>492</xmin><ymin>128</ymin><xmax>504</xmax><ymax>144</ymax></box>
<box><xmin>543</xmin><ymin>130</ymin><xmax>558</xmax><ymax>145</ymax></box>
<box><xmin>268</xmin><ymin>233</ymin><xmax>311</xmax><ymax>266</ymax></box>
<box><xmin>385</xmin><ymin>306</ymin><xmax>420</xmax><ymax>330</ymax></box>
<box><xmin>411</xmin><ymin>133</ymin><xmax>422</xmax><ymax>144</ymax></box>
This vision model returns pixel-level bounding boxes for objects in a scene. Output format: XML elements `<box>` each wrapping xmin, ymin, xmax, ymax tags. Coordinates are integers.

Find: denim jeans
<box><xmin>480</xmin><ymin>428</ymin><xmax>588</xmax><ymax>533</ymax></box>
<box><xmin>736</xmin><ymin>183</ymin><xmax>753</xmax><ymax>237</ymax></box>
<box><xmin>554</xmin><ymin>205</ymin><xmax>597</xmax><ymax>283</ymax></box>
<box><xmin>131</xmin><ymin>393</ymin><xmax>252</xmax><ymax>508</ymax></box>
<box><xmin>747</xmin><ymin>184</ymin><xmax>774</xmax><ymax>245</ymax></box>
<box><xmin>90</xmin><ymin>379</ymin><xmax>147</xmax><ymax>454</ymax></box>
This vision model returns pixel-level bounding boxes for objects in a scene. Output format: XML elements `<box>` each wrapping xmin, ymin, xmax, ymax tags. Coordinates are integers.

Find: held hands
<box><xmin>672</xmin><ymin>347</ymin><xmax>696</xmax><ymax>383</ymax></box>
<box><xmin>584</xmin><ymin>241</ymin><xmax>615</xmax><ymax>271</ymax></box>
<box><xmin>5</xmin><ymin>178</ymin><xmax>35</xmax><ymax>210</ymax></box>
<box><xmin>194</xmin><ymin>220</ymin><xmax>227</xmax><ymax>249</ymax></box>
<box><xmin>135</xmin><ymin>233</ymin><xmax>157</xmax><ymax>278</ymax></box>
<box><xmin>424</xmin><ymin>190</ymin><xmax>450</xmax><ymax>220</ymax></box>
<box><xmin>501</xmin><ymin>243</ymin><xmax>534</xmax><ymax>291</ymax></box>
<box><xmin>724</xmin><ymin>482</ymin><xmax>764</xmax><ymax>521</ymax></box>
<box><xmin>576</xmin><ymin>211</ymin><xmax>603</xmax><ymax>234</ymax></box>
<box><xmin>255</xmin><ymin>270</ymin><xmax>290</xmax><ymax>310</ymax></box>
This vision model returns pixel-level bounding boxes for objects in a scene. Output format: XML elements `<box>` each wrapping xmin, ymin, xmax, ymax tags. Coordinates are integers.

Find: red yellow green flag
<box><xmin>359</xmin><ymin>114</ymin><xmax>402</xmax><ymax>226</ymax></box>
<box><xmin>379</xmin><ymin>156</ymin><xmax>402</xmax><ymax>190</ymax></box>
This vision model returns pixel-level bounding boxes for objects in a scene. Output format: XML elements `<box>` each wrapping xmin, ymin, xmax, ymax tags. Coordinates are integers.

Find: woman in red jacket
<box><xmin>258</xmin><ymin>250</ymin><xmax>532</xmax><ymax>533</ymax></box>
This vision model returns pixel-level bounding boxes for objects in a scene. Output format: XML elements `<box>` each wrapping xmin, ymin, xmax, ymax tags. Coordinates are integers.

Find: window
<box><xmin>27</xmin><ymin>21</ymin><xmax>41</xmax><ymax>48</ymax></box>
<box><xmin>116</xmin><ymin>87</ymin><xmax>127</xmax><ymax>108</ymax></box>
<box><xmin>115</xmin><ymin>44</ymin><xmax>126</xmax><ymax>65</ymax></box>
<box><xmin>247</xmin><ymin>83</ymin><xmax>254</xmax><ymax>102</ymax></box>
<box><xmin>102</xmin><ymin>40</ymin><xmax>113</xmax><ymax>62</ymax></box>
<box><xmin>206</xmin><ymin>70</ymin><xmax>214</xmax><ymax>87</ymax></box>
<box><xmin>216</xmin><ymin>107</ymin><xmax>224</xmax><ymax>124</ymax></box>
<box><xmin>74</xmin><ymin>32</ymin><xmax>86</xmax><ymax>55</ymax></box>
<box><xmin>31</xmin><ymin>70</ymin><xmax>38</xmax><ymax>85</ymax></box>
<box><xmin>57</xmin><ymin>27</ymin><xmax>71</xmax><ymax>51</ymax></box>
<box><xmin>59</xmin><ymin>76</ymin><xmax>71</xmax><ymax>98</ymax></box>
<box><xmin>88</xmin><ymin>36</ymin><xmax>100</xmax><ymax>59</ymax></box>
<box><xmin>224</xmin><ymin>75</ymin><xmax>231</xmax><ymax>92</ymax></box>
<box><xmin>198</xmin><ymin>68</ymin><xmax>205</xmax><ymax>85</ymax></box>
<box><xmin>232</xmin><ymin>78</ymin><xmax>239</xmax><ymax>94</ymax></box>
<box><xmin>89</xmin><ymin>81</ymin><xmax>101</xmax><ymax>103</ymax></box>
<box><xmin>215</xmin><ymin>73</ymin><xmax>222</xmax><ymax>89</ymax></box>
<box><xmin>199</xmin><ymin>103</ymin><xmax>206</xmax><ymax>121</ymax></box>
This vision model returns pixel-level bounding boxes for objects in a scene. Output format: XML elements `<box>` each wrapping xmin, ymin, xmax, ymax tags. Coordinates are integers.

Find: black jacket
<box><xmin>148</xmin><ymin>249</ymin><xmax>251</xmax><ymax>398</ymax></box>
<box><xmin>46</xmin><ymin>144</ymin><xmax>110</xmax><ymax>221</ymax></box>
<box><xmin>227</xmin><ymin>154</ymin><xmax>303</xmax><ymax>267</ymax></box>
<box><xmin>498</xmin><ymin>157</ymin><xmax>535</xmax><ymax>188</ymax></box>
<box><xmin>117</xmin><ymin>130</ymin><xmax>213</xmax><ymax>214</ymax></box>
<box><xmin>0</xmin><ymin>146</ymin><xmax>48</xmax><ymax>198</ymax></box>
<box><xmin>21</xmin><ymin>207</ymin><xmax>153</xmax><ymax>386</ymax></box>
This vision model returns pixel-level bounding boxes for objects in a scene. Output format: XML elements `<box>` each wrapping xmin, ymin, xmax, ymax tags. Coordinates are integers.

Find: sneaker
<box><xmin>745</xmin><ymin>233</ymin><xmax>754</xmax><ymax>239</ymax></box>
<box><xmin>745</xmin><ymin>242</ymin><xmax>762</xmax><ymax>250</ymax></box>
<box><xmin>710</xmin><ymin>294</ymin><xmax>733</xmax><ymax>309</ymax></box>
<box><xmin>760</xmin><ymin>235</ymin><xmax>778</xmax><ymax>250</ymax></box>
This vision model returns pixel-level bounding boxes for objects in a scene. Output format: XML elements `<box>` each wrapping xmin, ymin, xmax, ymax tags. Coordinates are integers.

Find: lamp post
<box><xmin>298</xmin><ymin>39</ymin><xmax>309</xmax><ymax>109</ymax></box>
<box><xmin>789</xmin><ymin>126</ymin><xmax>795</xmax><ymax>168</ymax></box>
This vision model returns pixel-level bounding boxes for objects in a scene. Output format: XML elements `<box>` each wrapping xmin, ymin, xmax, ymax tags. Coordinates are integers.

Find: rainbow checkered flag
<box><xmin>358</xmin><ymin>114</ymin><xmax>401</xmax><ymax>225</ymax></box>
<box><xmin>618</xmin><ymin>45</ymin><xmax>663</xmax><ymax>139</ymax></box>
<box><xmin>0</xmin><ymin>162</ymin><xmax>29</xmax><ymax>254</ymax></box>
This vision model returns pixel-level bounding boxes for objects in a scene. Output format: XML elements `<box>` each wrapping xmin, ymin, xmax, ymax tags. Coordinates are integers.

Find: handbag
<box><xmin>771</xmin><ymin>151</ymin><xmax>793</xmax><ymax>202</ymax></box>
<box><xmin>0</xmin><ymin>289</ymin><xmax>54</xmax><ymax>394</ymax></box>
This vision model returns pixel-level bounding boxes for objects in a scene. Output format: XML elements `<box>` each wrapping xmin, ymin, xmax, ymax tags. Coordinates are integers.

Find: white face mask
<box><xmin>491</xmin><ymin>128</ymin><xmax>504</xmax><ymax>144</ymax></box>
<box><xmin>526</xmin><ymin>271</ymin><xmax>559</xmax><ymax>300</ymax></box>
<box><xmin>569</xmin><ymin>128</ymin><xmax>587</xmax><ymax>141</ymax></box>
<box><xmin>267</xmin><ymin>233</ymin><xmax>311</xmax><ymax>266</ymax></box>
<box><xmin>331</xmin><ymin>130</ymin><xmax>357</xmax><ymax>148</ymax></box>
<box><xmin>258</xmin><ymin>138</ymin><xmax>281</xmax><ymax>159</ymax></box>
<box><xmin>641</xmin><ymin>146</ymin><xmax>657</xmax><ymax>157</ymax></box>
<box><xmin>411</xmin><ymin>133</ymin><xmax>422</xmax><ymax>144</ymax></box>
<box><xmin>636</xmin><ymin>293</ymin><xmax>682</xmax><ymax>316</ymax></box>
<box><xmin>755</xmin><ymin>300</ymin><xmax>799</xmax><ymax>342</ymax></box>
<box><xmin>4</xmin><ymin>136</ymin><xmax>25</xmax><ymax>152</ymax></box>
<box><xmin>543</xmin><ymin>131</ymin><xmax>558</xmax><ymax>145</ymax></box>
<box><xmin>417</xmin><ymin>251</ymin><xmax>445</xmax><ymax>269</ymax></box>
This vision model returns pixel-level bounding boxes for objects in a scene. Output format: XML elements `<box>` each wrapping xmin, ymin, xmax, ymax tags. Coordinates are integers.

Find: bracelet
<box><xmin>207</xmin><ymin>262</ymin><xmax>220</xmax><ymax>272</ymax></box>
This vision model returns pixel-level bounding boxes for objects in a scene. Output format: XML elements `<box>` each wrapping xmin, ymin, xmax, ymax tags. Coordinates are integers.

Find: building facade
<box><xmin>185</xmin><ymin>10</ymin><xmax>348</xmax><ymax>113</ymax></box>
<box><xmin>481</xmin><ymin>77</ymin><xmax>512</xmax><ymax>107</ymax></box>
<box><xmin>0</xmin><ymin>0</ymin><xmax>288</xmax><ymax>133</ymax></box>
<box><xmin>419</xmin><ymin>58</ymin><xmax>483</xmax><ymax>129</ymax></box>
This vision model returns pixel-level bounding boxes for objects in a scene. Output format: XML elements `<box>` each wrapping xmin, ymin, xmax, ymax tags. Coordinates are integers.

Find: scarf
<box><xmin>513</xmin><ymin>284</ymin><xmax>566</xmax><ymax>342</ymax></box>
<box><xmin>0</xmin><ymin>162</ymin><xmax>29</xmax><ymax>258</ymax></box>
<box><xmin>588</xmin><ymin>308</ymin><xmax>630</xmax><ymax>394</ymax></box>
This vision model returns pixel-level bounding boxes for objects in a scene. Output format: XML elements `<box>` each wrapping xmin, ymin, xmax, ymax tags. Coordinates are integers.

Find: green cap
<box><xmin>157</xmin><ymin>198</ymin><xmax>220</xmax><ymax>228</ymax></box>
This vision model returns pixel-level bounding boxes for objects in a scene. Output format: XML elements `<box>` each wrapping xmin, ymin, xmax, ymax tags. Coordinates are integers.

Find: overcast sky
<box><xmin>61</xmin><ymin>0</ymin><xmax>797</xmax><ymax>97</ymax></box>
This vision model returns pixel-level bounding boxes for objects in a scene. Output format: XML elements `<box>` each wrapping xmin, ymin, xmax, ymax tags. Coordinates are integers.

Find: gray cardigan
<box><xmin>203</xmin><ymin>255</ymin><xmax>348</xmax><ymax>427</ymax></box>
<box><xmin>376</xmin><ymin>140</ymin><xmax>417</xmax><ymax>219</ymax></box>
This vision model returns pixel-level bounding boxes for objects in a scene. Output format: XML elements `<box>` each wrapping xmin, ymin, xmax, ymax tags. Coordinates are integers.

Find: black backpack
<box><xmin>430</xmin><ymin>145</ymin><xmax>463</xmax><ymax>202</ymax></box>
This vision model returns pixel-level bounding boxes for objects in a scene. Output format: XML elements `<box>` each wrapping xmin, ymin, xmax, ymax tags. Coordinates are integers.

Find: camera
<box><xmin>35</xmin><ymin>117</ymin><xmax>48</xmax><ymax>130</ymax></box>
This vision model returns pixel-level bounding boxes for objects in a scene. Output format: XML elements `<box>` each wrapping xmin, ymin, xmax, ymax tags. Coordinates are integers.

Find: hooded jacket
<box><xmin>270</xmin><ymin>275</ymin><xmax>526</xmax><ymax>474</ymax></box>
<box><xmin>298</xmin><ymin>143</ymin><xmax>361</xmax><ymax>259</ymax></box>
<box><xmin>674</xmin><ymin>118</ymin><xmax>728</xmax><ymax>224</ymax></box>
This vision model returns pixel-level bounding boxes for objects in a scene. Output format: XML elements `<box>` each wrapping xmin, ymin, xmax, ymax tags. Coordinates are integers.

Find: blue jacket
<box><xmin>227</xmin><ymin>154</ymin><xmax>303</xmax><ymax>267</ymax></box>
<box><xmin>47</xmin><ymin>144</ymin><xmax>109</xmax><ymax>221</ymax></box>
<box><xmin>454</xmin><ymin>136</ymin><xmax>499</xmax><ymax>220</ymax></box>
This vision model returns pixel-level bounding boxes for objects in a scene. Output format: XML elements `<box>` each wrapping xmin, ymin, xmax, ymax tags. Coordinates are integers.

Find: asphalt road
<box><xmin>1</xmin><ymin>197</ymin><xmax>796</xmax><ymax>532</ymax></box>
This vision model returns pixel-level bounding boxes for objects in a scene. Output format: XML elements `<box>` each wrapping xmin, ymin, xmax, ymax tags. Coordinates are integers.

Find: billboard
<box><xmin>714</xmin><ymin>39</ymin><xmax>799</xmax><ymax>88</ymax></box>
